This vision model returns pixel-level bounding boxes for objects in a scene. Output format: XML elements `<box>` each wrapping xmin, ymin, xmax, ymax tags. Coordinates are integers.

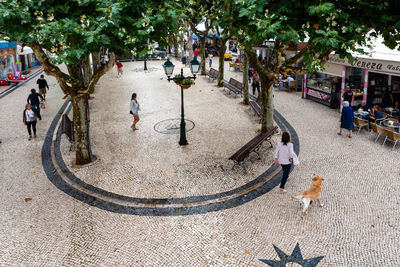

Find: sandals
<box><xmin>337</xmin><ymin>133</ymin><xmax>342</xmax><ymax>136</ymax></box>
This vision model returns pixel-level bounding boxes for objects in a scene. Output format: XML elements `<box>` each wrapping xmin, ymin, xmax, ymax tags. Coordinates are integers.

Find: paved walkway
<box><xmin>0</xmin><ymin>58</ymin><xmax>399</xmax><ymax>266</ymax></box>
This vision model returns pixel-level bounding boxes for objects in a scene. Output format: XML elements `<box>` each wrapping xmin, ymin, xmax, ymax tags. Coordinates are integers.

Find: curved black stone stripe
<box><xmin>42</xmin><ymin>100</ymin><xmax>299</xmax><ymax>216</ymax></box>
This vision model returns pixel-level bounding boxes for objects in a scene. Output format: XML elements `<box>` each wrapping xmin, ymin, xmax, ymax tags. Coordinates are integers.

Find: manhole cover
<box><xmin>132</xmin><ymin>67</ymin><xmax>159</xmax><ymax>72</ymax></box>
<box><xmin>154</xmin><ymin>118</ymin><xmax>195</xmax><ymax>134</ymax></box>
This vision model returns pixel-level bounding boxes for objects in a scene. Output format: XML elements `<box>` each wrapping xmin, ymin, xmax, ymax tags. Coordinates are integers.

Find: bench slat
<box><xmin>224</xmin><ymin>78</ymin><xmax>243</xmax><ymax>95</ymax></box>
<box><xmin>207</xmin><ymin>68</ymin><xmax>219</xmax><ymax>80</ymax></box>
<box><xmin>229</xmin><ymin>126</ymin><xmax>278</xmax><ymax>163</ymax></box>
<box><xmin>249</xmin><ymin>100</ymin><xmax>261</xmax><ymax>117</ymax></box>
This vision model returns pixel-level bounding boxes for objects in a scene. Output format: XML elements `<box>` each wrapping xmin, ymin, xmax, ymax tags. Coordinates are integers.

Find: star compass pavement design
<box><xmin>260</xmin><ymin>243</ymin><xmax>324</xmax><ymax>267</ymax></box>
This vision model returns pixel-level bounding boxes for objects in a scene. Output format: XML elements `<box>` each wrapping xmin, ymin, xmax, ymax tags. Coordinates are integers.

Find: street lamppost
<box><xmin>162</xmin><ymin>58</ymin><xmax>200</xmax><ymax>145</ymax></box>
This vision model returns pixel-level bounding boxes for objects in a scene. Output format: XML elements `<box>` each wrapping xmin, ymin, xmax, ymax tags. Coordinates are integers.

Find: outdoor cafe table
<box><xmin>354</xmin><ymin>111</ymin><xmax>369</xmax><ymax>119</ymax></box>
<box><xmin>383</xmin><ymin>121</ymin><xmax>400</xmax><ymax>132</ymax></box>
<box><xmin>385</xmin><ymin>108</ymin><xmax>399</xmax><ymax>116</ymax></box>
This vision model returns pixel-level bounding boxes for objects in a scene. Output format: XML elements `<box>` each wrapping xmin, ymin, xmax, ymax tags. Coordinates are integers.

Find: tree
<box><xmin>179</xmin><ymin>0</ymin><xmax>216</xmax><ymax>75</ymax></box>
<box><xmin>0</xmin><ymin>0</ymin><xmax>163</xmax><ymax>164</ymax></box>
<box><xmin>229</xmin><ymin>0</ymin><xmax>399</xmax><ymax>132</ymax></box>
<box><xmin>211</xmin><ymin>1</ymin><xmax>235</xmax><ymax>87</ymax></box>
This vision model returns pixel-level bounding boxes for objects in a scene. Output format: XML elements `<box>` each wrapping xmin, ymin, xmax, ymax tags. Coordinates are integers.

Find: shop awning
<box><xmin>17</xmin><ymin>45</ymin><xmax>33</xmax><ymax>55</ymax></box>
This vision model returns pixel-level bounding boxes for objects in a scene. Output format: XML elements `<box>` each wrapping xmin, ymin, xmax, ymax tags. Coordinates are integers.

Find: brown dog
<box><xmin>292</xmin><ymin>175</ymin><xmax>324</xmax><ymax>215</ymax></box>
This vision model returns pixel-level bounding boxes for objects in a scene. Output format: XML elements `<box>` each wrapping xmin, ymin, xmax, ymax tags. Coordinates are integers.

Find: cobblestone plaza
<box><xmin>0</xmin><ymin>59</ymin><xmax>399</xmax><ymax>266</ymax></box>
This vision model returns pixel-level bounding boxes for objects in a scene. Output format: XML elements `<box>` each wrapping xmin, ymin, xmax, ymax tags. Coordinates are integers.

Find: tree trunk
<box><xmin>217</xmin><ymin>41</ymin><xmax>226</xmax><ymax>87</ymax></box>
<box><xmin>243</xmin><ymin>52</ymin><xmax>249</xmax><ymax>105</ymax></box>
<box><xmin>82</xmin><ymin>55</ymin><xmax>91</xmax><ymax>87</ymax></box>
<box><xmin>187</xmin><ymin>29</ymin><xmax>193</xmax><ymax>62</ymax></box>
<box><xmin>92</xmin><ymin>52</ymin><xmax>100</xmax><ymax>73</ymax></box>
<box><xmin>174</xmin><ymin>40</ymin><xmax>179</xmax><ymax>58</ymax></box>
<box><xmin>199</xmin><ymin>36</ymin><xmax>206</xmax><ymax>75</ymax></box>
<box><xmin>71</xmin><ymin>93</ymin><xmax>91</xmax><ymax>165</ymax></box>
<box><xmin>260</xmin><ymin>80</ymin><xmax>274</xmax><ymax>133</ymax></box>
<box><xmin>246</xmin><ymin>49</ymin><xmax>275</xmax><ymax>133</ymax></box>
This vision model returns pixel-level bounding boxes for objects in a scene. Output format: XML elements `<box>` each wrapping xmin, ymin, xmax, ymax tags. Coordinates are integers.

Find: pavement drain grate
<box><xmin>131</xmin><ymin>66</ymin><xmax>159</xmax><ymax>72</ymax></box>
<box><xmin>153</xmin><ymin>118</ymin><xmax>195</xmax><ymax>134</ymax></box>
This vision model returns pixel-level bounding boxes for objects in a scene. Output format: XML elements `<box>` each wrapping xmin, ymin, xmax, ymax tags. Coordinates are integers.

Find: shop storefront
<box><xmin>305</xmin><ymin>72</ymin><xmax>341</xmax><ymax>108</ymax></box>
<box><xmin>0</xmin><ymin>42</ymin><xmax>17</xmax><ymax>81</ymax></box>
<box><xmin>305</xmin><ymin>42</ymin><xmax>400</xmax><ymax>110</ymax></box>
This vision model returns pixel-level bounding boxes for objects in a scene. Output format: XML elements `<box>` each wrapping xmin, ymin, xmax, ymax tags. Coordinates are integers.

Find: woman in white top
<box><xmin>274</xmin><ymin>131</ymin><xmax>294</xmax><ymax>192</ymax></box>
<box><xmin>130</xmin><ymin>93</ymin><xmax>141</xmax><ymax>130</ymax></box>
<box><xmin>23</xmin><ymin>104</ymin><xmax>38</xmax><ymax>140</ymax></box>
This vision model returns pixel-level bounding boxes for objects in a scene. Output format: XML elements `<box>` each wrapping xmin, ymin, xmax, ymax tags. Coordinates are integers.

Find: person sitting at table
<box><xmin>283</xmin><ymin>75</ymin><xmax>294</xmax><ymax>89</ymax></box>
<box><xmin>368</xmin><ymin>105</ymin><xmax>384</xmax><ymax>125</ymax></box>
<box><xmin>357</xmin><ymin>100</ymin><xmax>369</xmax><ymax>112</ymax></box>
<box><xmin>284</xmin><ymin>75</ymin><xmax>294</xmax><ymax>83</ymax></box>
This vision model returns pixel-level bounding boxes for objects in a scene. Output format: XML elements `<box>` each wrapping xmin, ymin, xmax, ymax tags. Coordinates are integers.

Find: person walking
<box><xmin>27</xmin><ymin>89</ymin><xmax>44</xmax><ymax>115</ymax></box>
<box><xmin>130</xmin><ymin>93</ymin><xmax>141</xmax><ymax>130</ymax></box>
<box><xmin>116</xmin><ymin>60</ymin><xmax>123</xmax><ymax>76</ymax></box>
<box><xmin>36</xmin><ymin>74</ymin><xmax>49</xmax><ymax>101</ymax></box>
<box><xmin>208</xmin><ymin>53</ymin><xmax>213</xmax><ymax>68</ymax></box>
<box><xmin>274</xmin><ymin>131</ymin><xmax>295</xmax><ymax>193</ymax></box>
<box><xmin>252</xmin><ymin>70</ymin><xmax>260</xmax><ymax>97</ymax></box>
<box><xmin>193</xmin><ymin>48</ymin><xmax>199</xmax><ymax>61</ymax></box>
<box><xmin>248</xmin><ymin>67</ymin><xmax>253</xmax><ymax>84</ymax></box>
<box><xmin>23</xmin><ymin>104</ymin><xmax>41</xmax><ymax>140</ymax></box>
<box><xmin>338</xmin><ymin>101</ymin><xmax>354</xmax><ymax>138</ymax></box>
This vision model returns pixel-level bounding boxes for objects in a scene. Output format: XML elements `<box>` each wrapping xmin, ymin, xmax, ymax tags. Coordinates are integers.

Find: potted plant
<box><xmin>180</xmin><ymin>78</ymin><xmax>195</xmax><ymax>89</ymax></box>
<box><xmin>173</xmin><ymin>74</ymin><xmax>183</xmax><ymax>85</ymax></box>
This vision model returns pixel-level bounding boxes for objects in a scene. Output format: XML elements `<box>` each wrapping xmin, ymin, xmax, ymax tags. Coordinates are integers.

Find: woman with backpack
<box><xmin>130</xmin><ymin>93</ymin><xmax>141</xmax><ymax>130</ymax></box>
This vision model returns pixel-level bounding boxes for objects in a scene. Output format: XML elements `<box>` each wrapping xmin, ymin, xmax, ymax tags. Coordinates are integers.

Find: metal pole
<box><xmin>144</xmin><ymin>58</ymin><xmax>148</xmax><ymax>71</ymax></box>
<box><xmin>179</xmin><ymin>68</ymin><xmax>188</xmax><ymax>145</ymax></box>
<box><xmin>363</xmin><ymin>69</ymin><xmax>368</xmax><ymax>102</ymax></box>
<box><xmin>340</xmin><ymin>65</ymin><xmax>346</xmax><ymax>112</ymax></box>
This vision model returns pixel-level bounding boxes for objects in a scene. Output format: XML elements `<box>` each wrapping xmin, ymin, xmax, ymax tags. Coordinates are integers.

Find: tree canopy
<box><xmin>0</xmin><ymin>0</ymin><xmax>161</xmax><ymax>64</ymax></box>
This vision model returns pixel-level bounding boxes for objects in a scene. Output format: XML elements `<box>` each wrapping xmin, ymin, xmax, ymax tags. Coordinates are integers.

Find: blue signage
<box><xmin>0</xmin><ymin>42</ymin><xmax>17</xmax><ymax>49</ymax></box>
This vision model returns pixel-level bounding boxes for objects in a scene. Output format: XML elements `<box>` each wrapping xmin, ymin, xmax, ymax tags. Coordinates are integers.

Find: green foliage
<box><xmin>181</xmin><ymin>78</ymin><xmax>195</xmax><ymax>85</ymax></box>
<box><xmin>0</xmin><ymin>0</ymin><xmax>168</xmax><ymax>64</ymax></box>
<box><xmin>174</xmin><ymin>74</ymin><xmax>184</xmax><ymax>79</ymax></box>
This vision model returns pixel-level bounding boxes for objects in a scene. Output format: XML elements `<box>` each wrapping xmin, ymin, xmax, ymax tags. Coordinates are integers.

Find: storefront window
<box><xmin>346</xmin><ymin>67</ymin><xmax>364</xmax><ymax>90</ymax></box>
<box><xmin>306</xmin><ymin>72</ymin><xmax>341</xmax><ymax>94</ymax></box>
<box><xmin>391</xmin><ymin>76</ymin><xmax>400</xmax><ymax>91</ymax></box>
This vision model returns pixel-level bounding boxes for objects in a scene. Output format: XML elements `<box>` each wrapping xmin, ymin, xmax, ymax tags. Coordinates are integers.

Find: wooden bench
<box><xmin>223</xmin><ymin>78</ymin><xmax>243</xmax><ymax>97</ymax></box>
<box><xmin>249</xmin><ymin>100</ymin><xmax>261</xmax><ymax>117</ymax></box>
<box><xmin>229</xmin><ymin>126</ymin><xmax>278</xmax><ymax>173</ymax></box>
<box><xmin>207</xmin><ymin>68</ymin><xmax>219</xmax><ymax>82</ymax></box>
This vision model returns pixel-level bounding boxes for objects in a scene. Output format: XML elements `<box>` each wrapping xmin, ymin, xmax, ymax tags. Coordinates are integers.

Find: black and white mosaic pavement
<box><xmin>41</xmin><ymin>99</ymin><xmax>299</xmax><ymax>216</ymax></box>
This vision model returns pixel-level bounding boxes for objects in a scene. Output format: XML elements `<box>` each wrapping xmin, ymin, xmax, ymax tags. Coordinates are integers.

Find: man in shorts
<box><xmin>36</xmin><ymin>75</ymin><xmax>49</xmax><ymax>100</ymax></box>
